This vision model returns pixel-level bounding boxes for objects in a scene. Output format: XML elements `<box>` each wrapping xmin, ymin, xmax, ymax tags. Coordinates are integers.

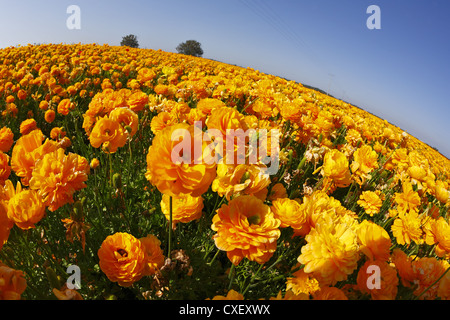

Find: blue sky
<box><xmin>1</xmin><ymin>0</ymin><xmax>449</xmax><ymax>158</ymax></box>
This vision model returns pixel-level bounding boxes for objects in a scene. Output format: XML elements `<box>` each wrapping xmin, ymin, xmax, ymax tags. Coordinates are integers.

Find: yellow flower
<box><xmin>350</xmin><ymin>144</ymin><xmax>379</xmax><ymax>185</ymax></box>
<box><xmin>391</xmin><ymin>210</ymin><xmax>423</xmax><ymax>246</ymax></box>
<box><xmin>211</xmin><ymin>195</ymin><xmax>281</xmax><ymax>265</ymax></box>
<box><xmin>160</xmin><ymin>193</ymin><xmax>204</xmax><ymax>226</ymax></box>
<box><xmin>423</xmin><ymin>216</ymin><xmax>450</xmax><ymax>258</ymax></box>
<box><xmin>286</xmin><ymin>266</ymin><xmax>320</xmax><ymax>296</ymax></box>
<box><xmin>357</xmin><ymin>191</ymin><xmax>382</xmax><ymax>216</ymax></box>
<box><xmin>298</xmin><ymin>222</ymin><xmax>360</xmax><ymax>286</ymax></box>
<box><xmin>321</xmin><ymin>149</ymin><xmax>351</xmax><ymax>188</ymax></box>
<box><xmin>109</xmin><ymin>107</ymin><xmax>139</xmax><ymax>138</ymax></box>
<box><xmin>394</xmin><ymin>180</ymin><xmax>421</xmax><ymax>214</ymax></box>
<box><xmin>356</xmin><ymin>220</ymin><xmax>391</xmax><ymax>261</ymax></box>
<box><xmin>0</xmin><ymin>151</ymin><xmax>11</xmax><ymax>185</ymax></box>
<box><xmin>271</xmin><ymin>197</ymin><xmax>307</xmax><ymax>236</ymax></box>
<box><xmin>2</xmin><ymin>180</ymin><xmax>46</xmax><ymax>230</ymax></box>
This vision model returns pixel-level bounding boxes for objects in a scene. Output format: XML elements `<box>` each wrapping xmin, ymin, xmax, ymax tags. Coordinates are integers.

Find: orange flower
<box><xmin>0</xmin><ymin>126</ymin><xmax>14</xmax><ymax>152</ymax></box>
<box><xmin>210</xmin><ymin>289</ymin><xmax>244</xmax><ymax>300</ymax></box>
<box><xmin>145</xmin><ymin>123</ymin><xmax>216</xmax><ymax>197</ymax></box>
<box><xmin>98</xmin><ymin>232</ymin><xmax>147</xmax><ymax>287</ymax></box>
<box><xmin>356</xmin><ymin>260</ymin><xmax>399</xmax><ymax>300</ymax></box>
<box><xmin>437</xmin><ymin>268</ymin><xmax>450</xmax><ymax>300</ymax></box>
<box><xmin>139</xmin><ymin>234</ymin><xmax>165</xmax><ymax>276</ymax></box>
<box><xmin>357</xmin><ymin>191</ymin><xmax>382</xmax><ymax>216</ymax></box>
<box><xmin>19</xmin><ymin>119</ymin><xmax>38</xmax><ymax>136</ymax></box>
<box><xmin>411</xmin><ymin>257</ymin><xmax>449</xmax><ymax>300</ymax></box>
<box><xmin>4</xmin><ymin>180</ymin><xmax>46</xmax><ymax>229</ymax></box>
<box><xmin>126</xmin><ymin>90</ymin><xmax>149</xmax><ymax>112</ymax></box>
<box><xmin>267</xmin><ymin>183</ymin><xmax>287</xmax><ymax>201</ymax></box>
<box><xmin>29</xmin><ymin>148</ymin><xmax>89</xmax><ymax>212</ymax></box>
<box><xmin>212</xmin><ymin>163</ymin><xmax>270</xmax><ymax>201</ymax></box>
<box><xmin>271</xmin><ymin>197</ymin><xmax>307</xmax><ymax>236</ymax></box>
<box><xmin>150</xmin><ymin>111</ymin><xmax>177</xmax><ymax>134</ymax></box>
<box><xmin>196</xmin><ymin>98</ymin><xmax>226</xmax><ymax>115</ymax></box>
<box><xmin>0</xmin><ymin>261</ymin><xmax>27</xmax><ymax>300</ymax></box>
<box><xmin>11</xmin><ymin>129</ymin><xmax>59</xmax><ymax>186</ymax></box>
<box><xmin>0</xmin><ymin>199</ymin><xmax>13</xmax><ymax>250</ymax></box>
<box><xmin>44</xmin><ymin>109</ymin><xmax>56</xmax><ymax>123</ymax></box>
<box><xmin>211</xmin><ymin>195</ymin><xmax>281</xmax><ymax>265</ymax></box>
<box><xmin>57</xmin><ymin>98</ymin><xmax>74</xmax><ymax>115</ymax></box>
<box><xmin>312</xmin><ymin>286</ymin><xmax>348</xmax><ymax>300</ymax></box>
<box><xmin>160</xmin><ymin>193</ymin><xmax>204</xmax><ymax>226</ymax></box>
<box><xmin>90</xmin><ymin>158</ymin><xmax>100</xmax><ymax>169</ymax></box>
<box><xmin>0</xmin><ymin>151</ymin><xmax>11</xmax><ymax>185</ymax></box>
<box><xmin>89</xmin><ymin>116</ymin><xmax>127</xmax><ymax>153</ymax></box>
<box><xmin>109</xmin><ymin>107</ymin><xmax>139</xmax><ymax>138</ymax></box>
<box><xmin>356</xmin><ymin>220</ymin><xmax>391</xmax><ymax>261</ymax></box>
<box><xmin>50</xmin><ymin>127</ymin><xmax>66</xmax><ymax>141</ymax></box>
<box><xmin>391</xmin><ymin>249</ymin><xmax>415</xmax><ymax>287</ymax></box>
<box><xmin>53</xmin><ymin>284</ymin><xmax>83</xmax><ymax>300</ymax></box>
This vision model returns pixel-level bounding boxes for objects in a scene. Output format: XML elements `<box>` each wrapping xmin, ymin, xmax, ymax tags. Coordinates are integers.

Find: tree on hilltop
<box><xmin>176</xmin><ymin>40</ymin><xmax>203</xmax><ymax>57</ymax></box>
<box><xmin>121</xmin><ymin>34</ymin><xmax>139</xmax><ymax>48</ymax></box>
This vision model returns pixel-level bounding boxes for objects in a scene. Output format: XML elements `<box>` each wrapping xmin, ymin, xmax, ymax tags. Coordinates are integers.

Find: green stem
<box><xmin>242</xmin><ymin>263</ymin><xmax>264</xmax><ymax>296</ymax></box>
<box><xmin>228</xmin><ymin>264</ymin><xmax>236</xmax><ymax>291</ymax></box>
<box><xmin>168</xmin><ymin>196</ymin><xmax>173</xmax><ymax>257</ymax></box>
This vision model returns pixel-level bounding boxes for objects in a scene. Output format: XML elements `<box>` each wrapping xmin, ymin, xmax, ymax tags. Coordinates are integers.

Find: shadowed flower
<box><xmin>0</xmin><ymin>127</ymin><xmax>14</xmax><ymax>152</ymax></box>
<box><xmin>139</xmin><ymin>234</ymin><xmax>165</xmax><ymax>276</ymax></box>
<box><xmin>0</xmin><ymin>261</ymin><xmax>27</xmax><ymax>300</ymax></box>
<box><xmin>356</xmin><ymin>260</ymin><xmax>399</xmax><ymax>300</ymax></box>
<box><xmin>98</xmin><ymin>232</ymin><xmax>147</xmax><ymax>287</ymax></box>
<box><xmin>160</xmin><ymin>193</ymin><xmax>204</xmax><ymax>226</ymax></box>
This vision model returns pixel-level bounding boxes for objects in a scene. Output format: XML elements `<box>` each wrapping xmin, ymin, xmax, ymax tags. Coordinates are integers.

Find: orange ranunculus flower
<box><xmin>0</xmin><ymin>199</ymin><xmax>13</xmax><ymax>250</ymax></box>
<box><xmin>437</xmin><ymin>267</ymin><xmax>450</xmax><ymax>300</ymax></box>
<box><xmin>90</xmin><ymin>158</ymin><xmax>100</xmax><ymax>169</ymax></box>
<box><xmin>391</xmin><ymin>209</ymin><xmax>423</xmax><ymax>246</ymax></box>
<box><xmin>394</xmin><ymin>180</ymin><xmax>421</xmax><ymax>214</ymax></box>
<box><xmin>286</xmin><ymin>266</ymin><xmax>320</xmax><ymax>296</ymax></box>
<box><xmin>321</xmin><ymin>149</ymin><xmax>351</xmax><ymax>188</ymax></box>
<box><xmin>145</xmin><ymin>123</ymin><xmax>216</xmax><ymax>197</ymax></box>
<box><xmin>298</xmin><ymin>221</ymin><xmax>360</xmax><ymax>286</ymax></box>
<box><xmin>210</xmin><ymin>289</ymin><xmax>244</xmax><ymax>300</ymax></box>
<box><xmin>29</xmin><ymin>148</ymin><xmax>89</xmax><ymax>212</ymax></box>
<box><xmin>356</xmin><ymin>220</ymin><xmax>391</xmax><ymax>262</ymax></box>
<box><xmin>435</xmin><ymin>180</ymin><xmax>449</xmax><ymax>204</ymax></box>
<box><xmin>390</xmin><ymin>249</ymin><xmax>415</xmax><ymax>287</ymax></box>
<box><xmin>268</xmin><ymin>182</ymin><xmax>288</xmax><ymax>201</ymax></box>
<box><xmin>212</xmin><ymin>163</ymin><xmax>270</xmax><ymax>201</ymax></box>
<box><xmin>139</xmin><ymin>234</ymin><xmax>165</xmax><ymax>276</ymax></box>
<box><xmin>211</xmin><ymin>195</ymin><xmax>281</xmax><ymax>265</ymax></box>
<box><xmin>0</xmin><ymin>261</ymin><xmax>27</xmax><ymax>300</ymax></box>
<box><xmin>98</xmin><ymin>232</ymin><xmax>147</xmax><ymax>287</ymax></box>
<box><xmin>44</xmin><ymin>109</ymin><xmax>56</xmax><ymax>123</ymax></box>
<box><xmin>19</xmin><ymin>119</ymin><xmax>37</xmax><ymax>135</ymax></box>
<box><xmin>160</xmin><ymin>193</ymin><xmax>204</xmax><ymax>226</ymax></box>
<box><xmin>0</xmin><ymin>151</ymin><xmax>11</xmax><ymax>185</ymax></box>
<box><xmin>196</xmin><ymin>98</ymin><xmax>226</xmax><ymax>115</ymax></box>
<box><xmin>126</xmin><ymin>90</ymin><xmax>149</xmax><ymax>112</ymax></box>
<box><xmin>52</xmin><ymin>285</ymin><xmax>83</xmax><ymax>300</ymax></box>
<box><xmin>423</xmin><ymin>216</ymin><xmax>450</xmax><ymax>258</ymax></box>
<box><xmin>50</xmin><ymin>127</ymin><xmax>66</xmax><ymax>141</ymax></box>
<box><xmin>271</xmin><ymin>197</ymin><xmax>307</xmax><ymax>236</ymax></box>
<box><xmin>356</xmin><ymin>260</ymin><xmax>399</xmax><ymax>300</ymax></box>
<box><xmin>411</xmin><ymin>257</ymin><xmax>449</xmax><ymax>300</ymax></box>
<box><xmin>57</xmin><ymin>98</ymin><xmax>74</xmax><ymax>116</ymax></box>
<box><xmin>0</xmin><ymin>126</ymin><xmax>14</xmax><ymax>152</ymax></box>
<box><xmin>109</xmin><ymin>107</ymin><xmax>139</xmax><ymax>138</ymax></box>
<box><xmin>11</xmin><ymin>129</ymin><xmax>59</xmax><ymax>186</ymax></box>
<box><xmin>89</xmin><ymin>116</ymin><xmax>127</xmax><ymax>153</ymax></box>
<box><xmin>150</xmin><ymin>111</ymin><xmax>177</xmax><ymax>134</ymax></box>
<box><xmin>3</xmin><ymin>180</ymin><xmax>46</xmax><ymax>230</ymax></box>
<box><xmin>312</xmin><ymin>286</ymin><xmax>349</xmax><ymax>300</ymax></box>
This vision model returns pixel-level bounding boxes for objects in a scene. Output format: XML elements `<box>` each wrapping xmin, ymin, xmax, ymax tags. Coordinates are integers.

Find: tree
<box><xmin>120</xmin><ymin>34</ymin><xmax>139</xmax><ymax>48</ymax></box>
<box><xmin>176</xmin><ymin>40</ymin><xmax>203</xmax><ymax>57</ymax></box>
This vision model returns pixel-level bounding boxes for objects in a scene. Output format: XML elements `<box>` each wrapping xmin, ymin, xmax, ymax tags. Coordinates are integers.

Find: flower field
<box><xmin>0</xmin><ymin>43</ymin><xmax>449</xmax><ymax>300</ymax></box>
